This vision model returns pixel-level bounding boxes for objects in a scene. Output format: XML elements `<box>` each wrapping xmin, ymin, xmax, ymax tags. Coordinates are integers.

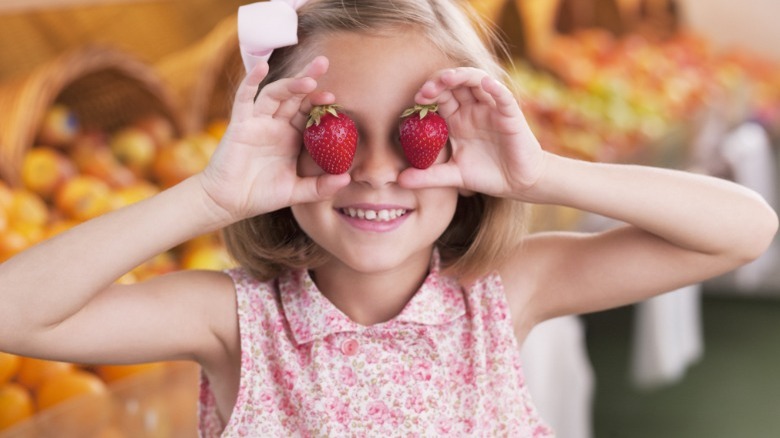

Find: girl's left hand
<box><xmin>399</xmin><ymin>68</ymin><xmax>547</xmax><ymax>200</ymax></box>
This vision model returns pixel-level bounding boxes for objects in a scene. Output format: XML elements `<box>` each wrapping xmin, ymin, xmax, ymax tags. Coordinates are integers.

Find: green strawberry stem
<box><xmin>401</xmin><ymin>104</ymin><xmax>439</xmax><ymax>119</ymax></box>
<box><xmin>306</xmin><ymin>104</ymin><xmax>341</xmax><ymax>128</ymax></box>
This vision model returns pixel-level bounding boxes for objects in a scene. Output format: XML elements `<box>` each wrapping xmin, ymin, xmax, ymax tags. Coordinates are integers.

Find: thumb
<box><xmin>291</xmin><ymin>173</ymin><xmax>351</xmax><ymax>204</ymax></box>
<box><xmin>398</xmin><ymin>163</ymin><xmax>463</xmax><ymax>190</ymax></box>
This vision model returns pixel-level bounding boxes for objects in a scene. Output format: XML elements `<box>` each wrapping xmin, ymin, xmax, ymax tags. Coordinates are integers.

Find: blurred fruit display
<box><xmin>1</xmin><ymin>0</ymin><xmax>780</xmax><ymax>434</ymax></box>
<box><xmin>510</xmin><ymin>29</ymin><xmax>780</xmax><ymax>163</ymax></box>
<box><xmin>0</xmin><ymin>103</ymin><xmax>232</xmax><ymax>434</ymax></box>
<box><xmin>0</xmin><ymin>383</ymin><xmax>33</xmax><ymax>431</ymax></box>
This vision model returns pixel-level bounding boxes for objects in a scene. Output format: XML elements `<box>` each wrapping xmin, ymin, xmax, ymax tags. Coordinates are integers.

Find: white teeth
<box><xmin>342</xmin><ymin>208</ymin><xmax>407</xmax><ymax>221</ymax></box>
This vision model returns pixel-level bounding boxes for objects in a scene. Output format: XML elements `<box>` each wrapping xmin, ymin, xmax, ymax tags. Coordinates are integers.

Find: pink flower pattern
<box><xmin>199</xmin><ymin>250</ymin><xmax>554</xmax><ymax>437</ymax></box>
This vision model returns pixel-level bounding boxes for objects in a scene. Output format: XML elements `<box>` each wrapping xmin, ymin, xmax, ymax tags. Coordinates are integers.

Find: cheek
<box><xmin>424</xmin><ymin>188</ymin><xmax>459</xmax><ymax>224</ymax></box>
<box><xmin>290</xmin><ymin>204</ymin><xmax>318</xmax><ymax>244</ymax></box>
<box><xmin>291</xmin><ymin>203</ymin><xmax>316</xmax><ymax>230</ymax></box>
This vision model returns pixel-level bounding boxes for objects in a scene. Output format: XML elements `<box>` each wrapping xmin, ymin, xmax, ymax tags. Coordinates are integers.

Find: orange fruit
<box><xmin>133</xmin><ymin>114</ymin><xmax>175</xmax><ymax>148</ymax></box>
<box><xmin>181</xmin><ymin>242</ymin><xmax>234</xmax><ymax>271</ymax></box>
<box><xmin>35</xmin><ymin>370</ymin><xmax>113</xmax><ymax>436</ymax></box>
<box><xmin>0</xmin><ymin>352</ymin><xmax>21</xmax><ymax>385</ymax></box>
<box><xmin>0</xmin><ymin>180</ymin><xmax>13</xmax><ymax>211</ymax></box>
<box><xmin>111</xmin><ymin>181</ymin><xmax>159</xmax><ymax>209</ymax></box>
<box><xmin>109</xmin><ymin>127</ymin><xmax>157</xmax><ymax>178</ymax></box>
<box><xmin>115</xmin><ymin>271</ymin><xmax>138</xmax><ymax>285</ymax></box>
<box><xmin>95</xmin><ymin>362</ymin><xmax>166</xmax><ymax>383</ymax></box>
<box><xmin>16</xmin><ymin>357</ymin><xmax>76</xmax><ymax>391</ymax></box>
<box><xmin>0</xmin><ymin>209</ymin><xmax>8</xmax><ymax>235</ymax></box>
<box><xmin>6</xmin><ymin>189</ymin><xmax>48</xmax><ymax>230</ymax></box>
<box><xmin>43</xmin><ymin>219</ymin><xmax>79</xmax><ymax>239</ymax></box>
<box><xmin>131</xmin><ymin>252</ymin><xmax>178</xmax><ymax>281</ymax></box>
<box><xmin>36</xmin><ymin>369</ymin><xmax>108</xmax><ymax>410</ymax></box>
<box><xmin>54</xmin><ymin>175</ymin><xmax>112</xmax><ymax>221</ymax></box>
<box><xmin>0</xmin><ymin>230</ymin><xmax>30</xmax><ymax>262</ymax></box>
<box><xmin>152</xmin><ymin>138</ymin><xmax>209</xmax><ymax>188</ymax></box>
<box><xmin>205</xmin><ymin>119</ymin><xmax>228</xmax><ymax>140</ymax></box>
<box><xmin>9</xmin><ymin>221</ymin><xmax>44</xmax><ymax>245</ymax></box>
<box><xmin>0</xmin><ymin>382</ymin><xmax>34</xmax><ymax>431</ymax></box>
<box><xmin>21</xmin><ymin>147</ymin><xmax>76</xmax><ymax>199</ymax></box>
<box><xmin>190</xmin><ymin>133</ymin><xmax>218</xmax><ymax>159</ymax></box>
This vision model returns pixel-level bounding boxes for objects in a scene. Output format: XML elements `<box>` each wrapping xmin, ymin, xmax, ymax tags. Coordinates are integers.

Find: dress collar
<box><xmin>280</xmin><ymin>249</ymin><xmax>467</xmax><ymax>345</ymax></box>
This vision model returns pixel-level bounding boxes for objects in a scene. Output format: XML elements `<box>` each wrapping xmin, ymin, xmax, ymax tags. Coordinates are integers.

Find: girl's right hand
<box><xmin>198</xmin><ymin>56</ymin><xmax>350</xmax><ymax>224</ymax></box>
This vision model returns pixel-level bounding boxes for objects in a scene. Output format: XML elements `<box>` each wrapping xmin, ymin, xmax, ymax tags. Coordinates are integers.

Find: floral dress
<box><xmin>199</xmin><ymin>251</ymin><xmax>554</xmax><ymax>437</ymax></box>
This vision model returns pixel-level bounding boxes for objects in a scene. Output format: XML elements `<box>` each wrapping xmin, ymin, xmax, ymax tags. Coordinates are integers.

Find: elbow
<box><xmin>735</xmin><ymin>202</ymin><xmax>779</xmax><ymax>263</ymax></box>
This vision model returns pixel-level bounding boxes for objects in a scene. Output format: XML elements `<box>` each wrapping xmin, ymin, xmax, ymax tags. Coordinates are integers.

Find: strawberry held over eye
<box><xmin>303</xmin><ymin>105</ymin><xmax>358</xmax><ymax>174</ymax></box>
<box><xmin>399</xmin><ymin>104</ymin><xmax>449</xmax><ymax>169</ymax></box>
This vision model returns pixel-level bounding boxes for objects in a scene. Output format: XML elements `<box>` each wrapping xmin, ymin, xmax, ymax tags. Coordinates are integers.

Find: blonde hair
<box><xmin>223</xmin><ymin>0</ymin><xmax>527</xmax><ymax>281</ymax></box>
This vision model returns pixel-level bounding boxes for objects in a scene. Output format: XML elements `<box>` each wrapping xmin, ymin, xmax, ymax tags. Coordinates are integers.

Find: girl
<box><xmin>0</xmin><ymin>0</ymin><xmax>776</xmax><ymax>436</ymax></box>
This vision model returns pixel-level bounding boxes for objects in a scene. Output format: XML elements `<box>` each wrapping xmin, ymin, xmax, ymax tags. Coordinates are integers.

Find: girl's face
<box><xmin>291</xmin><ymin>29</ymin><xmax>459</xmax><ymax>275</ymax></box>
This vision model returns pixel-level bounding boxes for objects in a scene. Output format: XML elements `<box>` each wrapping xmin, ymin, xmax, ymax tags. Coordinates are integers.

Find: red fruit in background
<box><xmin>399</xmin><ymin>104</ymin><xmax>448</xmax><ymax>169</ymax></box>
<box><xmin>71</xmin><ymin>132</ymin><xmax>137</xmax><ymax>188</ymax></box>
<box><xmin>132</xmin><ymin>114</ymin><xmax>175</xmax><ymax>148</ymax></box>
<box><xmin>36</xmin><ymin>104</ymin><xmax>80</xmax><ymax>147</ymax></box>
<box><xmin>303</xmin><ymin>105</ymin><xmax>357</xmax><ymax>174</ymax></box>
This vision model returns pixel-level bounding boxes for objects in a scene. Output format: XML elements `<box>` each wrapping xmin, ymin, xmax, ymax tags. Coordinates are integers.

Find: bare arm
<box><xmin>505</xmin><ymin>154</ymin><xmax>777</xmax><ymax>325</ymax></box>
<box><xmin>403</xmin><ymin>67</ymin><xmax>778</xmax><ymax>333</ymax></box>
<box><xmin>0</xmin><ymin>56</ymin><xmax>348</xmax><ymax>366</ymax></box>
<box><xmin>0</xmin><ymin>177</ymin><xmax>234</xmax><ymax>363</ymax></box>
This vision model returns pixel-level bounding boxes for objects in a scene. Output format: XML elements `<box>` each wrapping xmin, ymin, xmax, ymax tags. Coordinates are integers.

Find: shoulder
<box><xmin>495</xmin><ymin>231</ymin><xmax>591</xmax><ymax>340</ymax></box>
<box><xmin>156</xmin><ymin>269</ymin><xmax>241</xmax><ymax>355</ymax></box>
<box><xmin>221</xmin><ymin>267</ymin><xmax>283</xmax><ymax>312</ymax></box>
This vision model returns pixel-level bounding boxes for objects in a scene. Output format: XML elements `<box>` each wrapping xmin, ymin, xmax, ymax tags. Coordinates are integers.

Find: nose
<box><xmin>350</xmin><ymin>138</ymin><xmax>405</xmax><ymax>188</ymax></box>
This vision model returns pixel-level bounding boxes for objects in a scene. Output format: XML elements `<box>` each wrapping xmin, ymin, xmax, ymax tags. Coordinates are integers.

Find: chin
<box><xmin>322</xmin><ymin>242</ymin><xmax>434</xmax><ymax>275</ymax></box>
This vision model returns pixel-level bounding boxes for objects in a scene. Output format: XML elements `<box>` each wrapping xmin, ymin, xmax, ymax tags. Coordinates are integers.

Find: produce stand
<box><xmin>0</xmin><ymin>362</ymin><xmax>199</xmax><ymax>438</ymax></box>
<box><xmin>0</xmin><ymin>0</ymin><xmax>778</xmax><ymax>436</ymax></box>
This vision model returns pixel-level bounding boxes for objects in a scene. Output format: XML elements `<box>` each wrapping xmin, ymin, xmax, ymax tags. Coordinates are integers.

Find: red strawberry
<box><xmin>303</xmin><ymin>105</ymin><xmax>358</xmax><ymax>174</ymax></box>
<box><xmin>399</xmin><ymin>104</ymin><xmax>449</xmax><ymax>169</ymax></box>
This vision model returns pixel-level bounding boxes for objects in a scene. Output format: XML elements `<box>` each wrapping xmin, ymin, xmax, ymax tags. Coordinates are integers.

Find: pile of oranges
<box><xmin>0</xmin><ymin>104</ymin><xmax>234</xmax><ymax>270</ymax></box>
<box><xmin>0</xmin><ymin>352</ymin><xmax>166</xmax><ymax>432</ymax></box>
<box><xmin>0</xmin><ymin>105</ymin><xmax>233</xmax><ymax>433</ymax></box>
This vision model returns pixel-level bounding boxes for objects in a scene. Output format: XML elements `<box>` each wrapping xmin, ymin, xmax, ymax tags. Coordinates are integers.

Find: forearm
<box><xmin>0</xmin><ymin>175</ymin><xmax>231</xmax><ymax>331</ymax></box>
<box><xmin>526</xmin><ymin>153</ymin><xmax>778</xmax><ymax>258</ymax></box>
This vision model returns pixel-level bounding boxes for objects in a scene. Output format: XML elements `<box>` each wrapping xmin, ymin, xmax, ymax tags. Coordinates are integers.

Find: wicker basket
<box><xmin>156</xmin><ymin>14</ymin><xmax>244</xmax><ymax>135</ymax></box>
<box><xmin>0</xmin><ymin>45</ymin><xmax>185</xmax><ymax>185</ymax></box>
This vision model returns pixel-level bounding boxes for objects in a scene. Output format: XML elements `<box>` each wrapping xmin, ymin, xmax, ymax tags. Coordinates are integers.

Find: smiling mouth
<box><xmin>339</xmin><ymin>207</ymin><xmax>409</xmax><ymax>222</ymax></box>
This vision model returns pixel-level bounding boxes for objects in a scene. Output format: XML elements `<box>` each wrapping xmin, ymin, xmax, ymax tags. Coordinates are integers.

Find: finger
<box><xmin>253</xmin><ymin>76</ymin><xmax>315</xmax><ymax>117</ymax></box>
<box><xmin>416</xmin><ymin>80</ymin><xmax>460</xmax><ymax>117</ymax></box>
<box><xmin>441</xmin><ymin>68</ymin><xmax>496</xmax><ymax>106</ymax></box>
<box><xmin>294</xmin><ymin>55</ymin><xmax>329</xmax><ymax>79</ymax></box>
<box><xmin>397</xmin><ymin>162</ymin><xmax>464</xmax><ymax>190</ymax></box>
<box><xmin>232</xmin><ymin>62</ymin><xmax>270</xmax><ymax>121</ymax></box>
<box><xmin>482</xmin><ymin>77</ymin><xmax>522</xmax><ymax>118</ymax></box>
<box><xmin>273</xmin><ymin>57</ymin><xmax>328</xmax><ymax>118</ymax></box>
<box><xmin>450</xmin><ymin>86</ymin><xmax>477</xmax><ymax>106</ymax></box>
<box><xmin>269</xmin><ymin>77</ymin><xmax>318</xmax><ymax>119</ymax></box>
<box><xmin>416</xmin><ymin>68</ymin><xmax>496</xmax><ymax>116</ymax></box>
<box><xmin>291</xmin><ymin>173</ymin><xmax>351</xmax><ymax>204</ymax></box>
<box><xmin>291</xmin><ymin>91</ymin><xmax>336</xmax><ymax>130</ymax></box>
<box><xmin>470</xmin><ymin>83</ymin><xmax>496</xmax><ymax>106</ymax></box>
<box><xmin>253</xmin><ymin>56</ymin><xmax>330</xmax><ymax>118</ymax></box>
